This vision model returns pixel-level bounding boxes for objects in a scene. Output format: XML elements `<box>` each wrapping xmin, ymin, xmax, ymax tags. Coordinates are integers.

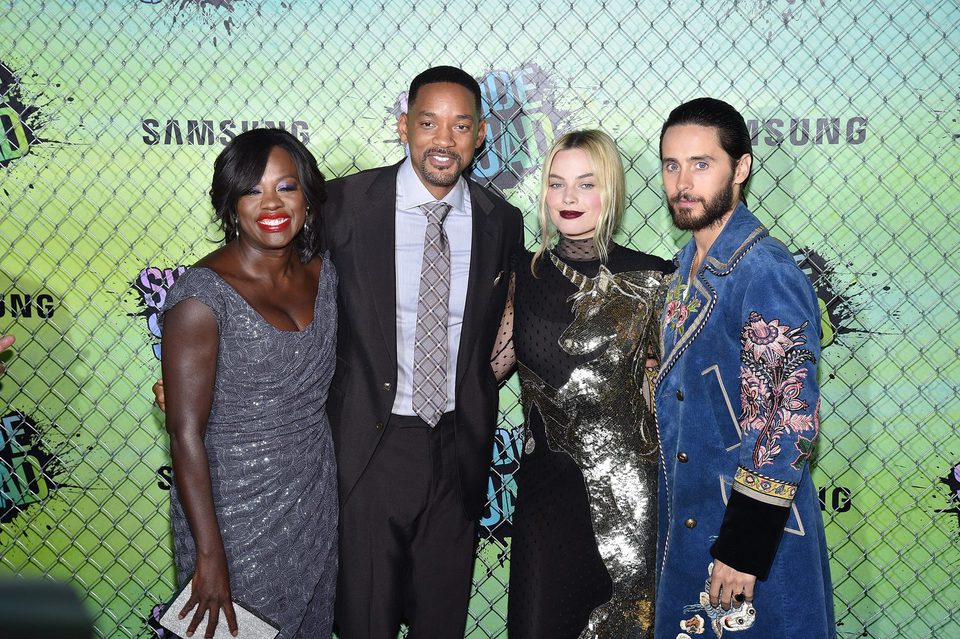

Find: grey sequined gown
<box><xmin>508</xmin><ymin>243</ymin><xmax>671</xmax><ymax>639</ymax></box>
<box><xmin>160</xmin><ymin>255</ymin><xmax>338</xmax><ymax>639</ymax></box>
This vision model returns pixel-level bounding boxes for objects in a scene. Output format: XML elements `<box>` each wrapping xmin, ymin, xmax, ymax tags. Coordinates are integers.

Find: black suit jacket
<box><xmin>323</xmin><ymin>161</ymin><xmax>524</xmax><ymax>520</ymax></box>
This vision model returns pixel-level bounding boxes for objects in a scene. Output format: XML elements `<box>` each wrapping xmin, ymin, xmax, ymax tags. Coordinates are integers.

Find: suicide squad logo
<box><xmin>0</xmin><ymin>411</ymin><xmax>68</xmax><ymax>523</ymax></box>
<box><xmin>480</xmin><ymin>426</ymin><xmax>523</xmax><ymax>541</ymax></box>
<box><xmin>127</xmin><ymin>266</ymin><xmax>188</xmax><ymax>360</ymax></box>
<box><xmin>0</xmin><ymin>60</ymin><xmax>62</xmax><ymax>167</ymax></box>
<box><xmin>472</xmin><ymin>64</ymin><xmax>569</xmax><ymax>189</ymax></box>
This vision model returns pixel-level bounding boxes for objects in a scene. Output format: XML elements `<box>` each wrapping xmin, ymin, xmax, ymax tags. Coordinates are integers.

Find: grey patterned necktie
<box><xmin>412</xmin><ymin>201</ymin><xmax>453</xmax><ymax>427</ymax></box>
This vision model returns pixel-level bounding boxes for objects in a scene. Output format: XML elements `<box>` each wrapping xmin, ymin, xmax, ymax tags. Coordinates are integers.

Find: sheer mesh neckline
<box><xmin>555</xmin><ymin>236</ymin><xmax>600</xmax><ymax>261</ymax></box>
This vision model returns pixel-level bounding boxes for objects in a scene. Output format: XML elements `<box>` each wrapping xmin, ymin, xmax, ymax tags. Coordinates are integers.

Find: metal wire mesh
<box><xmin>1</xmin><ymin>1</ymin><xmax>958</xmax><ymax>638</ymax></box>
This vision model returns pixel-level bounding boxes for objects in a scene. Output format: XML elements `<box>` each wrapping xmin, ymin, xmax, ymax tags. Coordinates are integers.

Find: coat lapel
<box><xmin>655</xmin><ymin>247</ymin><xmax>717</xmax><ymax>386</ymax></box>
<box><xmin>359</xmin><ymin>163</ymin><xmax>401</xmax><ymax>367</ymax></box>
<box><xmin>456</xmin><ymin>179</ymin><xmax>502</xmax><ymax>388</ymax></box>
<box><xmin>655</xmin><ymin>204</ymin><xmax>767</xmax><ymax>387</ymax></box>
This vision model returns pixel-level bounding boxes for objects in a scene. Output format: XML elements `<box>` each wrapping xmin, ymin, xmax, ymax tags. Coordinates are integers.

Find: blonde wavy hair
<box><xmin>531</xmin><ymin>129</ymin><xmax>625</xmax><ymax>273</ymax></box>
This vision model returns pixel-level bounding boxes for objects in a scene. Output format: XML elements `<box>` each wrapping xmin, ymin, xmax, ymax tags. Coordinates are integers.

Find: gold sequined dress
<box><xmin>507</xmin><ymin>241</ymin><xmax>671</xmax><ymax>639</ymax></box>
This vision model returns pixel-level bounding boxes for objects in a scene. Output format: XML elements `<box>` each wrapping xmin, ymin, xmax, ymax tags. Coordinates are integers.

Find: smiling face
<box><xmin>545</xmin><ymin>148</ymin><xmax>602</xmax><ymax>240</ymax></box>
<box><xmin>398</xmin><ymin>81</ymin><xmax>487</xmax><ymax>199</ymax></box>
<box><xmin>660</xmin><ymin>124</ymin><xmax>750</xmax><ymax>232</ymax></box>
<box><xmin>234</xmin><ymin>146</ymin><xmax>307</xmax><ymax>250</ymax></box>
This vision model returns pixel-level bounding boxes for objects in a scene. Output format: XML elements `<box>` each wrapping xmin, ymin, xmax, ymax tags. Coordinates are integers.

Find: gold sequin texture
<box><xmin>519</xmin><ymin>255</ymin><xmax>665</xmax><ymax>639</ymax></box>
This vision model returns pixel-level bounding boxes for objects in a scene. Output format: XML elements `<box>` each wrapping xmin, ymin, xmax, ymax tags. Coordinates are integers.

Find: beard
<box><xmin>668</xmin><ymin>177</ymin><xmax>736</xmax><ymax>231</ymax></box>
<box><xmin>417</xmin><ymin>147</ymin><xmax>464</xmax><ymax>188</ymax></box>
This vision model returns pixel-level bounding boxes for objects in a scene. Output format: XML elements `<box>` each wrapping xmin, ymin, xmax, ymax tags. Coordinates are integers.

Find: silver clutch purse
<box><xmin>159</xmin><ymin>579</ymin><xmax>279</xmax><ymax>639</ymax></box>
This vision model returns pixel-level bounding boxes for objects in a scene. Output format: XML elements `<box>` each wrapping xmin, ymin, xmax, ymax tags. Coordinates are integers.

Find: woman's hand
<box><xmin>180</xmin><ymin>552</ymin><xmax>238</xmax><ymax>638</ymax></box>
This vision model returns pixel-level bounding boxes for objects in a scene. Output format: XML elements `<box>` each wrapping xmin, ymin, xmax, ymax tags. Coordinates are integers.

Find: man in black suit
<box><xmin>324</xmin><ymin>67</ymin><xmax>523</xmax><ymax>638</ymax></box>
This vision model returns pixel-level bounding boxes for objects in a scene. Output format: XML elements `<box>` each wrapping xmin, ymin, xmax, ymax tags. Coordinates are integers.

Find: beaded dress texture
<box><xmin>507</xmin><ymin>240</ymin><xmax>671</xmax><ymax>639</ymax></box>
<box><xmin>160</xmin><ymin>254</ymin><xmax>338</xmax><ymax>639</ymax></box>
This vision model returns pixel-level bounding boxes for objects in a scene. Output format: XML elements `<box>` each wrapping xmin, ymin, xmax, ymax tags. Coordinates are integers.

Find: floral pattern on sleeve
<box><xmin>737</xmin><ymin>311</ymin><xmax>818</xmax><ymax>470</ymax></box>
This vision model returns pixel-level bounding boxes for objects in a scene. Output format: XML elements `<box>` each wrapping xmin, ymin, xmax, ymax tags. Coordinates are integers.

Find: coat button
<box><xmin>677</xmin><ymin>452</ymin><xmax>689</xmax><ymax>463</ymax></box>
<box><xmin>676</xmin><ymin>389</ymin><xmax>684</xmax><ymax>401</ymax></box>
<box><xmin>375</xmin><ymin>422</ymin><xmax>383</xmax><ymax>430</ymax></box>
<box><xmin>383</xmin><ymin>382</ymin><xmax>392</xmax><ymax>391</ymax></box>
<box><xmin>684</xmin><ymin>518</ymin><xmax>697</xmax><ymax>529</ymax></box>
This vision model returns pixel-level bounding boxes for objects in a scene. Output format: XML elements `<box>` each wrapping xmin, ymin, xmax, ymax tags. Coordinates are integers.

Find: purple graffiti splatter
<box><xmin>146</xmin><ymin>602</ymin><xmax>184</xmax><ymax>638</ymax></box>
<box><xmin>127</xmin><ymin>266</ymin><xmax>187</xmax><ymax>360</ymax></box>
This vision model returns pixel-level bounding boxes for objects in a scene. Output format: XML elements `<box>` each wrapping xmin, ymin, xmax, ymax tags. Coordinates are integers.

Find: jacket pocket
<box><xmin>700</xmin><ymin>364</ymin><xmax>743</xmax><ymax>450</ymax></box>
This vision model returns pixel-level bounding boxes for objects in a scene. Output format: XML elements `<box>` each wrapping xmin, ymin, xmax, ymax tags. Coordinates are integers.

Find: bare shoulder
<box><xmin>194</xmin><ymin>243</ymin><xmax>236</xmax><ymax>275</ymax></box>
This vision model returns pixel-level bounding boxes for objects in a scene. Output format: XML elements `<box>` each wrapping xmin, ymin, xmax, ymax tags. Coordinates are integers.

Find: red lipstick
<box><xmin>256</xmin><ymin>213</ymin><xmax>291</xmax><ymax>233</ymax></box>
<box><xmin>559</xmin><ymin>210</ymin><xmax>583</xmax><ymax>219</ymax></box>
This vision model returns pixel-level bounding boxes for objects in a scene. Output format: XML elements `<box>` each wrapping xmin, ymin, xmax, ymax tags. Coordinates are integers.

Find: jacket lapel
<box><xmin>456</xmin><ymin>179</ymin><xmax>502</xmax><ymax>388</ymax></box>
<box><xmin>655</xmin><ymin>205</ymin><xmax>767</xmax><ymax>386</ymax></box>
<box><xmin>655</xmin><ymin>246</ymin><xmax>717</xmax><ymax>386</ymax></box>
<box><xmin>359</xmin><ymin>163</ymin><xmax>401</xmax><ymax>367</ymax></box>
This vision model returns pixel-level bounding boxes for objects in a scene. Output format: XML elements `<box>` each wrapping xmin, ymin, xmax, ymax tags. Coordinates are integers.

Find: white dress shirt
<box><xmin>392</xmin><ymin>157</ymin><xmax>472</xmax><ymax>415</ymax></box>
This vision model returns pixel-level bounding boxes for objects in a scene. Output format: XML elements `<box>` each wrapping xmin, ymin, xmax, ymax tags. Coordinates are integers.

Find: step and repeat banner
<box><xmin>1</xmin><ymin>1</ymin><xmax>958</xmax><ymax>637</ymax></box>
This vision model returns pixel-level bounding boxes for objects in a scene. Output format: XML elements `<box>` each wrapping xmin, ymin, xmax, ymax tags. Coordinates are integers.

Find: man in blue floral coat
<box><xmin>653</xmin><ymin>98</ymin><xmax>835</xmax><ymax>639</ymax></box>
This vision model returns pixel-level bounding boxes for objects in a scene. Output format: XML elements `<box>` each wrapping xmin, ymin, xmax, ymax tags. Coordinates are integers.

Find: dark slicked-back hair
<box><xmin>659</xmin><ymin>97</ymin><xmax>753</xmax><ymax>204</ymax></box>
<box><xmin>211</xmin><ymin>128</ymin><xmax>325</xmax><ymax>261</ymax></box>
<box><xmin>408</xmin><ymin>66</ymin><xmax>484</xmax><ymax>116</ymax></box>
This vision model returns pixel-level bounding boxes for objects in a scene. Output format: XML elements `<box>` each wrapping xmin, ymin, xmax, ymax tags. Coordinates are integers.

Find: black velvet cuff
<box><xmin>710</xmin><ymin>490</ymin><xmax>791</xmax><ymax>580</ymax></box>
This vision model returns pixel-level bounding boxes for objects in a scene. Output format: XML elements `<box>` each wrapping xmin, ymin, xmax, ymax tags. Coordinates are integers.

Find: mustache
<box><xmin>669</xmin><ymin>191</ymin><xmax>703</xmax><ymax>205</ymax></box>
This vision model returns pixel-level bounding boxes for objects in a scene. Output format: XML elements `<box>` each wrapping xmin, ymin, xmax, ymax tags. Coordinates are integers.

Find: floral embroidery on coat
<box><xmin>664</xmin><ymin>278</ymin><xmax>701</xmax><ymax>337</ymax></box>
<box><xmin>738</xmin><ymin>311</ymin><xmax>817</xmax><ymax>469</ymax></box>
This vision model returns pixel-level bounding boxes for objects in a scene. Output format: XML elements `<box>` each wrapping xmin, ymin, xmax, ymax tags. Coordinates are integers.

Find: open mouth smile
<box><xmin>256</xmin><ymin>213</ymin><xmax>291</xmax><ymax>233</ymax></box>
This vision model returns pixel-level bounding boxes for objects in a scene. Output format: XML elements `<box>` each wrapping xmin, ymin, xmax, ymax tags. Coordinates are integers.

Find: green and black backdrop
<box><xmin>1</xmin><ymin>1</ymin><xmax>958</xmax><ymax>637</ymax></box>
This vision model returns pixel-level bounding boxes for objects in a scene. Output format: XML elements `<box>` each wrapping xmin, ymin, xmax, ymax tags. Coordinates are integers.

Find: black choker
<box><xmin>556</xmin><ymin>236</ymin><xmax>600</xmax><ymax>261</ymax></box>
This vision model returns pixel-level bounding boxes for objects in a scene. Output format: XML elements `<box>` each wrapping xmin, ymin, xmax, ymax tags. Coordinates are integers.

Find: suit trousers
<box><xmin>335</xmin><ymin>412</ymin><xmax>477</xmax><ymax>639</ymax></box>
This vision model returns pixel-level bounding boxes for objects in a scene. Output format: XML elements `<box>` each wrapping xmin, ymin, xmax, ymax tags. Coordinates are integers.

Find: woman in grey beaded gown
<box><xmin>160</xmin><ymin>129</ymin><xmax>337</xmax><ymax>639</ymax></box>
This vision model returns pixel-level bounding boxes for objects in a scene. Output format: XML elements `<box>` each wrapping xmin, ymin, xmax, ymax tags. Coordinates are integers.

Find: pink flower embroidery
<box><xmin>665</xmin><ymin>299</ymin><xmax>678</xmax><ymax>324</ymax></box>
<box><xmin>737</xmin><ymin>312</ymin><xmax>817</xmax><ymax>468</ymax></box>
<box><xmin>663</xmin><ymin>279</ymin><xmax>701</xmax><ymax>337</ymax></box>
<box><xmin>741</xmin><ymin>311</ymin><xmax>798</xmax><ymax>364</ymax></box>
<box><xmin>739</xmin><ymin>368</ymin><xmax>766</xmax><ymax>430</ymax></box>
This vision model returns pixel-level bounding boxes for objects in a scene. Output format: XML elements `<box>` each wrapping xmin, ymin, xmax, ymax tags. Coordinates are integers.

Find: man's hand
<box><xmin>153</xmin><ymin>378</ymin><xmax>166</xmax><ymax>412</ymax></box>
<box><xmin>709</xmin><ymin>559</ymin><xmax>756</xmax><ymax>610</ymax></box>
<box><xmin>0</xmin><ymin>334</ymin><xmax>15</xmax><ymax>375</ymax></box>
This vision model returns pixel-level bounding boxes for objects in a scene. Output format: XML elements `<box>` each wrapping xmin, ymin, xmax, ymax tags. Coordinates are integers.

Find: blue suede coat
<box><xmin>653</xmin><ymin>205</ymin><xmax>834</xmax><ymax>639</ymax></box>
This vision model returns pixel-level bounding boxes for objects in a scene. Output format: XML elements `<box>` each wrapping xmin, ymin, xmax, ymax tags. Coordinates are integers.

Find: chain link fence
<box><xmin>1</xmin><ymin>1</ymin><xmax>958</xmax><ymax>637</ymax></box>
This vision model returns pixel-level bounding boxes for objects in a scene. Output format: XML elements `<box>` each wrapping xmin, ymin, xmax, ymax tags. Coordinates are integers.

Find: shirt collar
<box><xmin>397</xmin><ymin>156</ymin><xmax>467</xmax><ymax>214</ymax></box>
